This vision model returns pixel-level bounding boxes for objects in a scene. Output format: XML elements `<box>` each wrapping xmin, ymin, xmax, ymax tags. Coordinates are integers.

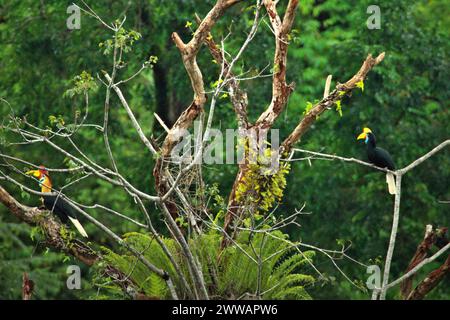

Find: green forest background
<box><xmin>0</xmin><ymin>0</ymin><xmax>448</xmax><ymax>299</ymax></box>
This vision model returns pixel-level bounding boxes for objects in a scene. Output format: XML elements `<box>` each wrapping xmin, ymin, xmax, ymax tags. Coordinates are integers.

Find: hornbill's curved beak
<box><xmin>25</xmin><ymin>170</ymin><xmax>41</xmax><ymax>177</ymax></box>
<box><xmin>357</xmin><ymin>127</ymin><xmax>372</xmax><ymax>140</ymax></box>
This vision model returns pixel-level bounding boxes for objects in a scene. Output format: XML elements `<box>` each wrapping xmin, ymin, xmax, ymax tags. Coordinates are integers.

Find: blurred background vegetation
<box><xmin>0</xmin><ymin>0</ymin><xmax>448</xmax><ymax>299</ymax></box>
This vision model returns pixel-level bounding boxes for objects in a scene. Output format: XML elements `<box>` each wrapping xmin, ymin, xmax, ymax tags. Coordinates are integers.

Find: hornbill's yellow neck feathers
<box><xmin>26</xmin><ymin>165</ymin><xmax>52</xmax><ymax>193</ymax></box>
<box><xmin>357</xmin><ymin>127</ymin><xmax>396</xmax><ymax>195</ymax></box>
<box><xmin>25</xmin><ymin>165</ymin><xmax>88</xmax><ymax>238</ymax></box>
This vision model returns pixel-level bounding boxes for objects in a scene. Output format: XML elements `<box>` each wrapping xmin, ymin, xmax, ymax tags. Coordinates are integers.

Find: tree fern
<box><xmin>97</xmin><ymin>229</ymin><xmax>315</xmax><ymax>300</ymax></box>
<box><xmin>270</xmin><ymin>285</ymin><xmax>312</xmax><ymax>300</ymax></box>
<box><xmin>271</xmin><ymin>251</ymin><xmax>315</xmax><ymax>281</ymax></box>
<box><xmin>144</xmin><ymin>273</ymin><xmax>167</xmax><ymax>298</ymax></box>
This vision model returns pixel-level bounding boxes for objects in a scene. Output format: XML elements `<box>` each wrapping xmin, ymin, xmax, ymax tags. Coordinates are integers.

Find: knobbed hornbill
<box><xmin>357</xmin><ymin>127</ymin><xmax>396</xmax><ymax>195</ymax></box>
<box><xmin>26</xmin><ymin>166</ymin><xmax>88</xmax><ymax>237</ymax></box>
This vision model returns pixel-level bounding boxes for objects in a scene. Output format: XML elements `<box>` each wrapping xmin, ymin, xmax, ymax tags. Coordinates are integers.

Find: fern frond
<box><xmin>272</xmin><ymin>250</ymin><xmax>315</xmax><ymax>281</ymax></box>
<box><xmin>270</xmin><ymin>285</ymin><xmax>312</xmax><ymax>300</ymax></box>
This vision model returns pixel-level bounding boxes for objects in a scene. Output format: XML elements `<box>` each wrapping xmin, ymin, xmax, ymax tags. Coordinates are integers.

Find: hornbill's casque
<box><xmin>26</xmin><ymin>166</ymin><xmax>88</xmax><ymax>237</ymax></box>
<box><xmin>357</xmin><ymin>127</ymin><xmax>396</xmax><ymax>195</ymax></box>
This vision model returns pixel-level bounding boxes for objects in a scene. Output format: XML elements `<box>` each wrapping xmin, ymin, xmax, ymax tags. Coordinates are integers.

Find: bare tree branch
<box><xmin>398</xmin><ymin>139</ymin><xmax>450</xmax><ymax>174</ymax></box>
<box><xmin>255</xmin><ymin>0</ymin><xmax>299</xmax><ymax>128</ymax></box>
<box><xmin>104</xmin><ymin>72</ymin><xmax>158</xmax><ymax>155</ymax></box>
<box><xmin>378</xmin><ymin>139</ymin><xmax>450</xmax><ymax>300</ymax></box>
<box><xmin>400</xmin><ymin>224</ymin><xmax>437</xmax><ymax>298</ymax></box>
<box><xmin>397</xmin><ymin>225</ymin><xmax>450</xmax><ymax>299</ymax></box>
<box><xmin>290</xmin><ymin>148</ymin><xmax>394</xmax><ymax>174</ymax></box>
<box><xmin>154</xmin><ymin>0</ymin><xmax>242</xmax><ymax>220</ymax></box>
<box><xmin>282</xmin><ymin>52</ymin><xmax>385</xmax><ymax>152</ymax></box>
<box><xmin>407</xmin><ymin>253</ymin><xmax>450</xmax><ymax>300</ymax></box>
<box><xmin>381</xmin><ymin>242</ymin><xmax>450</xmax><ymax>295</ymax></box>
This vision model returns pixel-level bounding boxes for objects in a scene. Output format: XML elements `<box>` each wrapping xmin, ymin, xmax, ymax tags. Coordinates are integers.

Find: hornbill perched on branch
<box><xmin>26</xmin><ymin>166</ymin><xmax>88</xmax><ymax>237</ymax></box>
<box><xmin>357</xmin><ymin>127</ymin><xmax>396</xmax><ymax>195</ymax></box>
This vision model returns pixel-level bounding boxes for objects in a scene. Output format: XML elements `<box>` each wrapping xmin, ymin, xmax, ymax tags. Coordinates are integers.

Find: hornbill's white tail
<box><xmin>386</xmin><ymin>173</ymin><xmax>396</xmax><ymax>195</ymax></box>
<box><xmin>68</xmin><ymin>216</ymin><xmax>88</xmax><ymax>238</ymax></box>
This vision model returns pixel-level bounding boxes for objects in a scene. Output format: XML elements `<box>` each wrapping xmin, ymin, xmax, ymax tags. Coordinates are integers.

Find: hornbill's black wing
<box><xmin>42</xmin><ymin>194</ymin><xmax>78</xmax><ymax>223</ymax></box>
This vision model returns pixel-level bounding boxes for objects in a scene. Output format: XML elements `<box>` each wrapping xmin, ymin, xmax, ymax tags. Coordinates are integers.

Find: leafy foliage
<box><xmin>63</xmin><ymin>71</ymin><xmax>98</xmax><ymax>98</ymax></box>
<box><xmin>99</xmin><ymin>27</ymin><xmax>142</xmax><ymax>55</ymax></box>
<box><xmin>98</xmin><ymin>230</ymin><xmax>315</xmax><ymax>300</ymax></box>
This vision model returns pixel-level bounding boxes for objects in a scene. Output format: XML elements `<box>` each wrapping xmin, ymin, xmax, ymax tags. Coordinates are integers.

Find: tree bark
<box><xmin>400</xmin><ymin>225</ymin><xmax>450</xmax><ymax>300</ymax></box>
<box><xmin>22</xmin><ymin>272</ymin><xmax>34</xmax><ymax>300</ymax></box>
<box><xmin>153</xmin><ymin>0</ymin><xmax>242</xmax><ymax>219</ymax></box>
<box><xmin>407</xmin><ymin>255</ymin><xmax>450</xmax><ymax>300</ymax></box>
<box><xmin>221</xmin><ymin>0</ymin><xmax>299</xmax><ymax>249</ymax></box>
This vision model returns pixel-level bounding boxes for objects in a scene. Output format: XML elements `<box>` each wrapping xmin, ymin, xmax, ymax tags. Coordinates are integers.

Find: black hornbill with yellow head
<box><xmin>357</xmin><ymin>127</ymin><xmax>396</xmax><ymax>195</ymax></box>
<box><xmin>26</xmin><ymin>165</ymin><xmax>88</xmax><ymax>237</ymax></box>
